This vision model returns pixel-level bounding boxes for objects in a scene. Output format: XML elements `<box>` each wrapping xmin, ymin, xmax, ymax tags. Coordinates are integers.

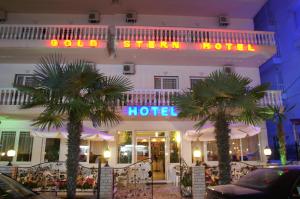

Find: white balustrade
<box><xmin>0</xmin><ymin>24</ymin><xmax>108</xmax><ymax>40</ymax></box>
<box><xmin>0</xmin><ymin>88</ymin><xmax>283</xmax><ymax>107</ymax></box>
<box><xmin>115</xmin><ymin>26</ymin><xmax>276</xmax><ymax>46</ymax></box>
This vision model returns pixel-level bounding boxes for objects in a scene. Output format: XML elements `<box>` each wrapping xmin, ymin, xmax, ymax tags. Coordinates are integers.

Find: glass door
<box><xmin>150</xmin><ymin>137</ymin><xmax>166</xmax><ymax>181</ymax></box>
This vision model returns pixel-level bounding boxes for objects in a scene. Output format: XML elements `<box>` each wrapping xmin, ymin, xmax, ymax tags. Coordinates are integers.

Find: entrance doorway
<box><xmin>135</xmin><ymin>132</ymin><xmax>166</xmax><ymax>181</ymax></box>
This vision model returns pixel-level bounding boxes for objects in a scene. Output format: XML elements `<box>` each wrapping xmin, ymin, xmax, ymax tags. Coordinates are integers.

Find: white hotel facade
<box><xmin>0</xmin><ymin>0</ymin><xmax>282</xmax><ymax>182</ymax></box>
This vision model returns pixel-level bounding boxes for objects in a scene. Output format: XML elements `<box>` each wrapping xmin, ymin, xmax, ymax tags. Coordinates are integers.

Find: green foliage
<box><xmin>18</xmin><ymin>54</ymin><xmax>133</xmax><ymax>198</ymax></box>
<box><xmin>181</xmin><ymin>171</ymin><xmax>192</xmax><ymax>187</ymax></box>
<box><xmin>268</xmin><ymin>105</ymin><xmax>295</xmax><ymax>165</ymax></box>
<box><xmin>175</xmin><ymin>70</ymin><xmax>270</xmax><ymax>184</ymax></box>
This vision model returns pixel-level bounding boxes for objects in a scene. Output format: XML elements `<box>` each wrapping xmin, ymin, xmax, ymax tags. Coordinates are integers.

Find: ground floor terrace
<box><xmin>0</xmin><ymin>119</ymin><xmax>268</xmax><ymax>182</ymax></box>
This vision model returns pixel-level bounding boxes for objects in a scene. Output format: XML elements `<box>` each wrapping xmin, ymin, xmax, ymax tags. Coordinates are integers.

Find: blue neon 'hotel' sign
<box><xmin>126</xmin><ymin>106</ymin><xmax>178</xmax><ymax>117</ymax></box>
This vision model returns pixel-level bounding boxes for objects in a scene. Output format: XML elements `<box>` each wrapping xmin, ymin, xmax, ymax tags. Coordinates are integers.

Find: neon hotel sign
<box><xmin>120</xmin><ymin>40</ymin><xmax>256</xmax><ymax>52</ymax></box>
<box><xmin>48</xmin><ymin>39</ymin><xmax>256</xmax><ymax>52</ymax></box>
<box><xmin>49</xmin><ymin>39</ymin><xmax>103</xmax><ymax>48</ymax></box>
<box><xmin>126</xmin><ymin>106</ymin><xmax>178</xmax><ymax>117</ymax></box>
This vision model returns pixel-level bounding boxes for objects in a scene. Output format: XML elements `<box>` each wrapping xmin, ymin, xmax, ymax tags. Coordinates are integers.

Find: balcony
<box><xmin>0</xmin><ymin>24</ymin><xmax>108</xmax><ymax>63</ymax></box>
<box><xmin>0</xmin><ymin>24</ymin><xmax>276</xmax><ymax>66</ymax></box>
<box><xmin>114</xmin><ymin>26</ymin><xmax>277</xmax><ymax>66</ymax></box>
<box><xmin>0</xmin><ymin>88</ymin><xmax>283</xmax><ymax>119</ymax></box>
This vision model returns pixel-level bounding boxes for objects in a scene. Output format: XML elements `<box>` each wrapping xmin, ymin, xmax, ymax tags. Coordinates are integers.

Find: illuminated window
<box><xmin>206</xmin><ymin>135</ymin><xmax>260</xmax><ymax>162</ymax></box>
<box><xmin>154</xmin><ymin>76</ymin><xmax>179</xmax><ymax>89</ymax></box>
<box><xmin>170</xmin><ymin>131</ymin><xmax>180</xmax><ymax>163</ymax></box>
<box><xmin>117</xmin><ymin>131</ymin><xmax>132</xmax><ymax>164</ymax></box>
<box><xmin>17</xmin><ymin>132</ymin><xmax>33</xmax><ymax>162</ymax></box>
<box><xmin>79</xmin><ymin>140</ymin><xmax>88</xmax><ymax>162</ymax></box>
<box><xmin>44</xmin><ymin>138</ymin><xmax>60</xmax><ymax>162</ymax></box>
<box><xmin>0</xmin><ymin>131</ymin><xmax>16</xmax><ymax>161</ymax></box>
<box><xmin>89</xmin><ymin>141</ymin><xmax>108</xmax><ymax>163</ymax></box>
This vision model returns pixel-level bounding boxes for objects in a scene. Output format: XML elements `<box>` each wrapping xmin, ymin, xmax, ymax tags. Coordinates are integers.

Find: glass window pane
<box><xmin>79</xmin><ymin>140</ymin><xmax>88</xmax><ymax>162</ymax></box>
<box><xmin>24</xmin><ymin>76</ymin><xmax>35</xmax><ymax>87</ymax></box>
<box><xmin>170</xmin><ymin>131</ymin><xmax>180</xmax><ymax>163</ymax></box>
<box><xmin>230</xmin><ymin>139</ymin><xmax>241</xmax><ymax>161</ymax></box>
<box><xmin>207</xmin><ymin>141</ymin><xmax>218</xmax><ymax>161</ymax></box>
<box><xmin>117</xmin><ymin>131</ymin><xmax>132</xmax><ymax>164</ymax></box>
<box><xmin>0</xmin><ymin>131</ymin><xmax>16</xmax><ymax>161</ymax></box>
<box><xmin>241</xmin><ymin>135</ymin><xmax>260</xmax><ymax>161</ymax></box>
<box><xmin>17</xmin><ymin>132</ymin><xmax>33</xmax><ymax>162</ymax></box>
<box><xmin>44</xmin><ymin>138</ymin><xmax>60</xmax><ymax>162</ymax></box>
<box><xmin>136</xmin><ymin>138</ymin><xmax>149</xmax><ymax>161</ymax></box>
<box><xmin>89</xmin><ymin>141</ymin><xmax>108</xmax><ymax>163</ymax></box>
<box><xmin>163</xmin><ymin>78</ymin><xmax>177</xmax><ymax>89</ymax></box>
<box><xmin>154</xmin><ymin>77</ymin><xmax>161</xmax><ymax>89</ymax></box>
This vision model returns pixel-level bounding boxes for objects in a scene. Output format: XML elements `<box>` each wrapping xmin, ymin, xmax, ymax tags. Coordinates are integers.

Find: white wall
<box><xmin>4</xmin><ymin>13</ymin><xmax>254</xmax><ymax>30</ymax></box>
<box><xmin>0</xmin><ymin>63</ymin><xmax>261</xmax><ymax>89</ymax></box>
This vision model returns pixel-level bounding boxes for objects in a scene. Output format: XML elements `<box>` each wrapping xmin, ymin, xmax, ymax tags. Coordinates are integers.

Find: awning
<box><xmin>31</xmin><ymin>125</ymin><xmax>115</xmax><ymax>141</ymax></box>
<box><xmin>184</xmin><ymin>123</ymin><xmax>261</xmax><ymax>142</ymax></box>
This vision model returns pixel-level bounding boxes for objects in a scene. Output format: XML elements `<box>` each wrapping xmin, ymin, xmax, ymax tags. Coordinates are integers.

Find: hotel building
<box><xmin>0</xmin><ymin>0</ymin><xmax>281</xmax><ymax>182</ymax></box>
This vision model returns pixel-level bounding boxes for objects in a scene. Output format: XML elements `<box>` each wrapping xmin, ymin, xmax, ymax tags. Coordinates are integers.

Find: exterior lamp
<box><xmin>175</xmin><ymin>132</ymin><xmax>181</xmax><ymax>143</ymax></box>
<box><xmin>193</xmin><ymin>148</ymin><xmax>202</xmax><ymax>166</ymax></box>
<box><xmin>264</xmin><ymin>146</ymin><xmax>272</xmax><ymax>164</ymax></box>
<box><xmin>103</xmin><ymin>148</ymin><xmax>111</xmax><ymax>167</ymax></box>
<box><xmin>264</xmin><ymin>146</ymin><xmax>272</xmax><ymax>156</ymax></box>
<box><xmin>7</xmin><ymin>149</ymin><xmax>16</xmax><ymax>166</ymax></box>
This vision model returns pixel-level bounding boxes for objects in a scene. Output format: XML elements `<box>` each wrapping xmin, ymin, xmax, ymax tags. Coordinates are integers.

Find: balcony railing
<box><xmin>0</xmin><ymin>88</ymin><xmax>282</xmax><ymax>107</ymax></box>
<box><xmin>0</xmin><ymin>24</ymin><xmax>276</xmax><ymax>47</ymax></box>
<box><xmin>115</xmin><ymin>26</ymin><xmax>276</xmax><ymax>46</ymax></box>
<box><xmin>0</xmin><ymin>24</ymin><xmax>108</xmax><ymax>40</ymax></box>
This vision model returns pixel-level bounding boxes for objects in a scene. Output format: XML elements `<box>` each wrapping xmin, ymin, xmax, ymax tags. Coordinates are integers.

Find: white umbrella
<box><xmin>31</xmin><ymin>125</ymin><xmax>114</xmax><ymax>141</ymax></box>
<box><xmin>184</xmin><ymin>123</ymin><xmax>261</xmax><ymax>142</ymax></box>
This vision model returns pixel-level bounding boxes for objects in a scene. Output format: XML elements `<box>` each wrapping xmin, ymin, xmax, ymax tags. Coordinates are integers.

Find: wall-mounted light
<box><xmin>264</xmin><ymin>146</ymin><xmax>272</xmax><ymax>156</ymax></box>
<box><xmin>7</xmin><ymin>149</ymin><xmax>16</xmax><ymax>166</ymax></box>
<box><xmin>193</xmin><ymin>148</ymin><xmax>202</xmax><ymax>166</ymax></box>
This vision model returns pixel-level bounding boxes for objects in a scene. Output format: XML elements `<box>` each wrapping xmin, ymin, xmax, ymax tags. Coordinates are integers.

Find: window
<box><xmin>79</xmin><ymin>140</ymin><xmax>88</xmax><ymax>162</ymax></box>
<box><xmin>190</xmin><ymin>76</ymin><xmax>205</xmax><ymax>89</ymax></box>
<box><xmin>44</xmin><ymin>138</ymin><xmax>60</xmax><ymax>162</ymax></box>
<box><xmin>170</xmin><ymin>131</ymin><xmax>180</xmax><ymax>163</ymax></box>
<box><xmin>14</xmin><ymin>74</ymin><xmax>36</xmax><ymax>87</ymax></box>
<box><xmin>0</xmin><ymin>132</ymin><xmax>16</xmax><ymax>161</ymax></box>
<box><xmin>154</xmin><ymin>76</ymin><xmax>178</xmax><ymax>89</ymax></box>
<box><xmin>206</xmin><ymin>135</ymin><xmax>260</xmax><ymax>162</ymax></box>
<box><xmin>89</xmin><ymin>141</ymin><xmax>108</xmax><ymax>163</ymax></box>
<box><xmin>17</xmin><ymin>132</ymin><xmax>33</xmax><ymax>162</ymax></box>
<box><xmin>117</xmin><ymin>131</ymin><xmax>132</xmax><ymax>164</ymax></box>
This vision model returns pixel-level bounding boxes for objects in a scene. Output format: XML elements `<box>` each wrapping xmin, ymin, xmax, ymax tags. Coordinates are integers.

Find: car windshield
<box><xmin>0</xmin><ymin>173</ymin><xmax>37</xmax><ymax>198</ymax></box>
<box><xmin>236</xmin><ymin>168</ymin><xmax>286</xmax><ymax>190</ymax></box>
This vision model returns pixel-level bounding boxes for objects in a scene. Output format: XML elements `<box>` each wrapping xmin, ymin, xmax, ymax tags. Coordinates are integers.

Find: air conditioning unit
<box><xmin>125</xmin><ymin>12</ymin><xmax>137</xmax><ymax>24</ymax></box>
<box><xmin>218</xmin><ymin>15</ymin><xmax>229</xmax><ymax>27</ymax></box>
<box><xmin>0</xmin><ymin>10</ymin><xmax>7</xmax><ymax>23</ymax></box>
<box><xmin>123</xmin><ymin>64</ymin><xmax>135</xmax><ymax>75</ymax></box>
<box><xmin>223</xmin><ymin>65</ymin><xmax>234</xmax><ymax>73</ymax></box>
<box><xmin>88</xmin><ymin>12</ymin><xmax>100</xmax><ymax>24</ymax></box>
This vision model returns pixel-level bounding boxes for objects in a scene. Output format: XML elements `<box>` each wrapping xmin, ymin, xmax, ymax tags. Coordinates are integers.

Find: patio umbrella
<box><xmin>31</xmin><ymin>125</ymin><xmax>114</xmax><ymax>141</ymax></box>
<box><xmin>184</xmin><ymin>123</ymin><xmax>261</xmax><ymax>142</ymax></box>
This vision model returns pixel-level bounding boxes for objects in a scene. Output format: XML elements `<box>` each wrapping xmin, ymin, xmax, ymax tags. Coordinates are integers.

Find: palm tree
<box><xmin>18</xmin><ymin>54</ymin><xmax>132</xmax><ymax>198</ymax></box>
<box><xmin>175</xmin><ymin>70</ymin><xmax>269</xmax><ymax>184</ymax></box>
<box><xmin>268</xmin><ymin>105</ymin><xmax>294</xmax><ymax>165</ymax></box>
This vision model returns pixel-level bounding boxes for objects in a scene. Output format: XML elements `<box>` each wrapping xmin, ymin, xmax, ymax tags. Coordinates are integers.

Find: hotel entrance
<box><xmin>136</xmin><ymin>132</ymin><xmax>166</xmax><ymax>181</ymax></box>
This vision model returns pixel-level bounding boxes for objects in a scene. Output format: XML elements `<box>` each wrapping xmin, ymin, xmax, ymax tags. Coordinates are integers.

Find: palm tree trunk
<box><xmin>66</xmin><ymin>112</ymin><xmax>82</xmax><ymax>199</ymax></box>
<box><xmin>215</xmin><ymin>112</ymin><xmax>231</xmax><ymax>184</ymax></box>
<box><xmin>277</xmin><ymin>122</ymin><xmax>287</xmax><ymax>165</ymax></box>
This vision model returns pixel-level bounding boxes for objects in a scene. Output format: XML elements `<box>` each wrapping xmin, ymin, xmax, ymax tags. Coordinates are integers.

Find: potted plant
<box><xmin>181</xmin><ymin>171</ymin><xmax>192</xmax><ymax>197</ymax></box>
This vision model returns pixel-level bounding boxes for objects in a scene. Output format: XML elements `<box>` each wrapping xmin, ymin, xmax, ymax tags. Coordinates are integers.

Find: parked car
<box><xmin>0</xmin><ymin>173</ymin><xmax>49</xmax><ymax>199</ymax></box>
<box><xmin>206</xmin><ymin>166</ymin><xmax>300</xmax><ymax>199</ymax></box>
